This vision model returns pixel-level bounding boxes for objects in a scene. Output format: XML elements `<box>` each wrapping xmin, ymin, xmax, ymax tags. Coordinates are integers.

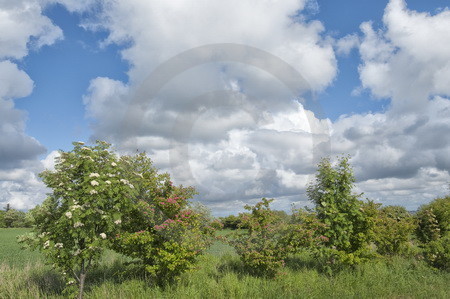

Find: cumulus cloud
<box><xmin>4</xmin><ymin>0</ymin><xmax>447</xmax><ymax>213</ymax></box>
<box><xmin>331</xmin><ymin>0</ymin><xmax>450</xmax><ymax>209</ymax></box>
<box><xmin>0</xmin><ymin>61</ymin><xmax>46</xmax><ymax>169</ymax></box>
<box><xmin>358</xmin><ymin>0</ymin><xmax>450</xmax><ymax>112</ymax></box>
<box><xmin>0</xmin><ymin>0</ymin><xmax>64</xmax><ymax>210</ymax></box>
<box><xmin>336</xmin><ymin>34</ymin><xmax>360</xmax><ymax>56</ymax></box>
<box><xmin>79</xmin><ymin>0</ymin><xmax>450</xmax><ymax>213</ymax></box>
<box><xmin>79</xmin><ymin>0</ymin><xmax>337</xmax><ymax>212</ymax></box>
<box><xmin>0</xmin><ymin>0</ymin><xmax>62</xmax><ymax>59</ymax></box>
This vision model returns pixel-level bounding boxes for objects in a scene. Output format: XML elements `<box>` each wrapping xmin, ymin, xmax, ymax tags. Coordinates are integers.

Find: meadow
<box><xmin>1</xmin><ymin>228</ymin><xmax>449</xmax><ymax>299</ymax></box>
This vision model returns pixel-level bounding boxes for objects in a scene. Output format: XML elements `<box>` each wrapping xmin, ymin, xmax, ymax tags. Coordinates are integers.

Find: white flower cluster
<box><xmin>81</xmin><ymin>147</ymin><xmax>91</xmax><ymax>151</ymax></box>
<box><xmin>74</xmin><ymin>222</ymin><xmax>84</xmax><ymax>228</ymax></box>
<box><xmin>114</xmin><ymin>219</ymin><xmax>122</xmax><ymax>225</ymax></box>
<box><xmin>107</xmin><ymin>173</ymin><xmax>115</xmax><ymax>177</ymax></box>
<box><xmin>38</xmin><ymin>232</ymin><xmax>50</xmax><ymax>238</ymax></box>
<box><xmin>65</xmin><ymin>211</ymin><xmax>72</xmax><ymax>218</ymax></box>
<box><xmin>100</xmin><ymin>233</ymin><xmax>107</xmax><ymax>239</ymax></box>
<box><xmin>43</xmin><ymin>240</ymin><xmax>50</xmax><ymax>249</ymax></box>
<box><xmin>90</xmin><ymin>190</ymin><xmax>98</xmax><ymax>195</ymax></box>
<box><xmin>111</xmin><ymin>162</ymin><xmax>117</xmax><ymax>167</ymax></box>
<box><xmin>70</xmin><ymin>205</ymin><xmax>82</xmax><ymax>211</ymax></box>
<box><xmin>74</xmin><ymin>249</ymin><xmax>81</xmax><ymax>256</ymax></box>
<box><xmin>105</xmin><ymin>180</ymin><xmax>111</xmax><ymax>185</ymax></box>
<box><xmin>90</xmin><ymin>180</ymin><xmax>99</xmax><ymax>186</ymax></box>
<box><xmin>54</xmin><ymin>243</ymin><xmax>63</xmax><ymax>248</ymax></box>
<box><xmin>89</xmin><ymin>173</ymin><xmax>100</xmax><ymax>178</ymax></box>
<box><xmin>120</xmin><ymin>179</ymin><xmax>134</xmax><ymax>189</ymax></box>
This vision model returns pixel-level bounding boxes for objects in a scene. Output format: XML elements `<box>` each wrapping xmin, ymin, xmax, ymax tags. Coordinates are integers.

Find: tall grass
<box><xmin>1</xmin><ymin>229</ymin><xmax>449</xmax><ymax>298</ymax></box>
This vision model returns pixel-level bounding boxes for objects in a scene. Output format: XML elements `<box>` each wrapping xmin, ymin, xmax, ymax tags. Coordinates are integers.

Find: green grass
<box><xmin>1</xmin><ymin>228</ymin><xmax>449</xmax><ymax>298</ymax></box>
<box><xmin>0</xmin><ymin>228</ymin><xmax>42</xmax><ymax>267</ymax></box>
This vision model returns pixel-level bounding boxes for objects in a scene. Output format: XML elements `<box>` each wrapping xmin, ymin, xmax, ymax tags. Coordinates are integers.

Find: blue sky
<box><xmin>1</xmin><ymin>0</ymin><xmax>449</xmax><ymax>215</ymax></box>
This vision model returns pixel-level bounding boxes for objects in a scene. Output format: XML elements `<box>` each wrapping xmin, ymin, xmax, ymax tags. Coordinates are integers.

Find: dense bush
<box><xmin>228</xmin><ymin>198</ymin><xmax>289</xmax><ymax>277</ymax></box>
<box><xmin>371</xmin><ymin>205</ymin><xmax>416</xmax><ymax>256</ymax></box>
<box><xmin>0</xmin><ymin>208</ymin><xmax>31</xmax><ymax>228</ymax></box>
<box><xmin>19</xmin><ymin>142</ymin><xmax>213</xmax><ymax>298</ymax></box>
<box><xmin>416</xmin><ymin>196</ymin><xmax>450</xmax><ymax>243</ymax></box>
<box><xmin>19</xmin><ymin>141</ymin><xmax>137</xmax><ymax>298</ymax></box>
<box><xmin>416</xmin><ymin>196</ymin><xmax>450</xmax><ymax>270</ymax></box>
<box><xmin>111</xmin><ymin>153</ymin><xmax>213</xmax><ymax>284</ymax></box>
<box><xmin>307</xmin><ymin>156</ymin><xmax>373</xmax><ymax>270</ymax></box>
<box><xmin>422</xmin><ymin>232</ymin><xmax>450</xmax><ymax>271</ymax></box>
<box><xmin>220</xmin><ymin>215</ymin><xmax>241</xmax><ymax>229</ymax></box>
<box><xmin>279</xmin><ymin>208</ymin><xmax>328</xmax><ymax>254</ymax></box>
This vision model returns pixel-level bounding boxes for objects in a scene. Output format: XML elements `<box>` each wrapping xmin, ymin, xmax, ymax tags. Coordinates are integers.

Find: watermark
<box><xmin>122</xmin><ymin>43</ymin><xmax>331</xmax><ymax>208</ymax></box>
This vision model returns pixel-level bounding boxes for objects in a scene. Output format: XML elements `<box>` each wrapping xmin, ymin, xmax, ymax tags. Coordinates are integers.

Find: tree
<box><xmin>0</xmin><ymin>210</ymin><xmax>5</xmax><ymax>228</ymax></box>
<box><xmin>220</xmin><ymin>215</ymin><xmax>241</xmax><ymax>229</ymax></box>
<box><xmin>20</xmin><ymin>141</ymin><xmax>136</xmax><ymax>298</ymax></box>
<box><xmin>307</xmin><ymin>156</ymin><xmax>372</xmax><ymax>268</ymax></box>
<box><xmin>1</xmin><ymin>204</ymin><xmax>28</xmax><ymax>228</ymax></box>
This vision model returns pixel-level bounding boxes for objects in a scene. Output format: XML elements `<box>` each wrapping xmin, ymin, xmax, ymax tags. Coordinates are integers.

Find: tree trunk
<box><xmin>78</xmin><ymin>272</ymin><xmax>87</xmax><ymax>299</ymax></box>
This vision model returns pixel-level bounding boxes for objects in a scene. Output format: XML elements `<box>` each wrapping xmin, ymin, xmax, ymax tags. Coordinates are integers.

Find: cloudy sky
<box><xmin>1</xmin><ymin>0</ymin><xmax>449</xmax><ymax>216</ymax></box>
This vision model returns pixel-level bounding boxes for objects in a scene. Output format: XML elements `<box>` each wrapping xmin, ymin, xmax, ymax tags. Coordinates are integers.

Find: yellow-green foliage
<box><xmin>416</xmin><ymin>196</ymin><xmax>450</xmax><ymax>270</ymax></box>
<box><xmin>371</xmin><ymin>205</ymin><xmax>416</xmax><ymax>256</ymax></box>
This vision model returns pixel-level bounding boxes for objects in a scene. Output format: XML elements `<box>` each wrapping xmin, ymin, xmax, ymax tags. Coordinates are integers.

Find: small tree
<box><xmin>20</xmin><ymin>141</ymin><xmax>136</xmax><ymax>298</ymax></box>
<box><xmin>307</xmin><ymin>156</ymin><xmax>372</xmax><ymax>269</ymax></box>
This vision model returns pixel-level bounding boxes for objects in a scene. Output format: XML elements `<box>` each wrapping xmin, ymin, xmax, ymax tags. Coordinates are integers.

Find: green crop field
<box><xmin>0</xmin><ymin>228</ymin><xmax>42</xmax><ymax>268</ymax></box>
<box><xmin>1</xmin><ymin>228</ymin><xmax>449</xmax><ymax>298</ymax></box>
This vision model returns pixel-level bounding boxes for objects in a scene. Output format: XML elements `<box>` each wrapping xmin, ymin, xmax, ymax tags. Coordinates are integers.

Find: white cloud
<box><xmin>0</xmin><ymin>0</ymin><xmax>62</xmax><ymax>59</ymax></box>
<box><xmin>358</xmin><ymin>0</ymin><xmax>450</xmax><ymax>111</ymax></box>
<box><xmin>78</xmin><ymin>0</ymin><xmax>337</xmax><ymax>212</ymax></box>
<box><xmin>0</xmin><ymin>0</ymin><xmax>65</xmax><ymax>210</ymax></box>
<box><xmin>328</xmin><ymin>0</ymin><xmax>450</xmax><ymax>209</ymax></box>
<box><xmin>336</xmin><ymin>33</ymin><xmax>360</xmax><ymax>56</ymax></box>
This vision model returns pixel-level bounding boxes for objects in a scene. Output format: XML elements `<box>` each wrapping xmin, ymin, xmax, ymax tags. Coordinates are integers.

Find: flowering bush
<box><xmin>416</xmin><ymin>196</ymin><xmax>450</xmax><ymax>270</ymax></box>
<box><xmin>111</xmin><ymin>153</ymin><xmax>213</xmax><ymax>284</ymax></box>
<box><xmin>19</xmin><ymin>141</ymin><xmax>136</xmax><ymax>298</ymax></box>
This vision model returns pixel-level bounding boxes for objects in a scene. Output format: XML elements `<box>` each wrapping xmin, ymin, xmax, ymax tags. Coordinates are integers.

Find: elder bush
<box><xmin>19</xmin><ymin>141</ymin><xmax>136</xmax><ymax>298</ymax></box>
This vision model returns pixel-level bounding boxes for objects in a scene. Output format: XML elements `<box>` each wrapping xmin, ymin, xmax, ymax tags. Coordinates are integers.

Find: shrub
<box><xmin>278</xmin><ymin>208</ymin><xmax>328</xmax><ymax>254</ymax></box>
<box><xmin>111</xmin><ymin>153</ymin><xmax>213</xmax><ymax>284</ymax></box>
<box><xmin>416</xmin><ymin>196</ymin><xmax>450</xmax><ymax>243</ymax></box>
<box><xmin>228</xmin><ymin>198</ymin><xmax>288</xmax><ymax>277</ymax></box>
<box><xmin>220</xmin><ymin>215</ymin><xmax>241</xmax><ymax>229</ymax></box>
<box><xmin>422</xmin><ymin>232</ymin><xmax>450</xmax><ymax>271</ymax></box>
<box><xmin>19</xmin><ymin>141</ymin><xmax>136</xmax><ymax>298</ymax></box>
<box><xmin>371</xmin><ymin>205</ymin><xmax>416</xmax><ymax>256</ymax></box>
<box><xmin>307</xmin><ymin>156</ymin><xmax>373</xmax><ymax>270</ymax></box>
<box><xmin>416</xmin><ymin>196</ymin><xmax>450</xmax><ymax>270</ymax></box>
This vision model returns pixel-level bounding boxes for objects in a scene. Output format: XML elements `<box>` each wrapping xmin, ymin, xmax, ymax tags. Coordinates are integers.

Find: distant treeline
<box><xmin>0</xmin><ymin>203</ymin><xmax>32</xmax><ymax>228</ymax></box>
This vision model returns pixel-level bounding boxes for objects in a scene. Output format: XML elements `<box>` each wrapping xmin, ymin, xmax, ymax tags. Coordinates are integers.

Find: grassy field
<box><xmin>0</xmin><ymin>228</ymin><xmax>42</xmax><ymax>267</ymax></box>
<box><xmin>1</xmin><ymin>229</ymin><xmax>449</xmax><ymax>298</ymax></box>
